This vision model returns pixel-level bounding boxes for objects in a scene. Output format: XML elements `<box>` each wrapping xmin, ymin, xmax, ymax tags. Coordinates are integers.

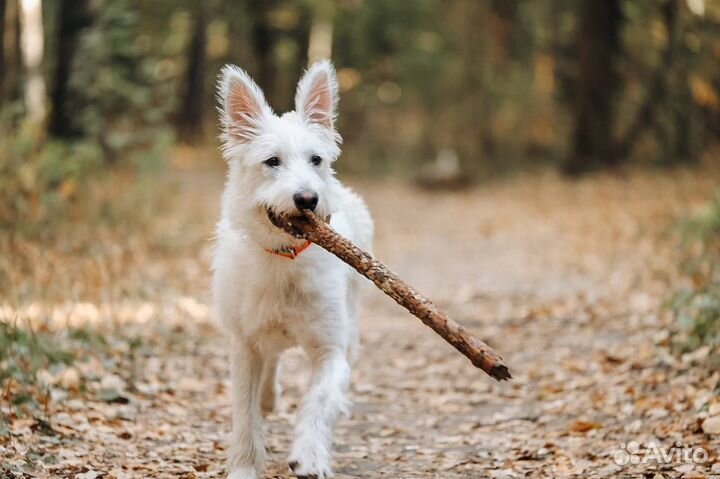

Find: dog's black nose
<box><xmin>293</xmin><ymin>190</ymin><xmax>319</xmax><ymax>211</ymax></box>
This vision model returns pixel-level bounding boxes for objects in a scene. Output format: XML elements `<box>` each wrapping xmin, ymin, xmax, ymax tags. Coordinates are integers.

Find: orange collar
<box><xmin>264</xmin><ymin>240</ymin><xmax>312</xmax><ymax>260</ymax></box>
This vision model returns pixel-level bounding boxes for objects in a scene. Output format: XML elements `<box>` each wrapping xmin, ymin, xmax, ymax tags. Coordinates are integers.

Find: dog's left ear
<box><xmin>295</xmin><ymin>60</ymin><xmax>338</xmax><ymax>131</ymax></box>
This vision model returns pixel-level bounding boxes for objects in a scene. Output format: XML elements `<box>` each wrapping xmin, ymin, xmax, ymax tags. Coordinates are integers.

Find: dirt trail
<box><xmin>4</xmin><ymin>168</ymin><xmax>720</xmax><ymax>478</ymax></box>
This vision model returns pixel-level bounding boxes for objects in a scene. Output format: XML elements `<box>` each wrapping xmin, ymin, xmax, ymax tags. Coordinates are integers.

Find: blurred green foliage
<box><xmin>334</xmin><ymin>1</ymin><xmax>565</xmax><ymax>175</ymax></box>
<box><xmin>66</xmin><ymin>0</ymin><xmax>175</xmax><ymax>166</ymax></box>
<box><xmin>672</xmin><ymin>190</ymin><xmax>720</xmax><ymax>357</ymax></box>
<box><xmin>0</xmin><ymin>321</ymin><xmax>76</xmax><ymax>398</ymax></box>
<box><xmin>0</xmin><ymin>319</ymin><xmax>77</xmax><ymax>421</ymax></box>
<box><xmin>0</xmin><ymin>318</ymin><xmax>132</xmax><ymax>421</ymax></box>
<box><xmin>332</xmin><ymin>1</ymin><xmax>720</xmax><ymax>174</ymax></box>
<box><xmin>0</xmin><ymin>124</ymin><xmax>102</xmax><ymax>232</ymax></box>
<box><xmin>1</xmin><ymin>0</ymin><xmax>177</xmax><ymax>234</ymax></box>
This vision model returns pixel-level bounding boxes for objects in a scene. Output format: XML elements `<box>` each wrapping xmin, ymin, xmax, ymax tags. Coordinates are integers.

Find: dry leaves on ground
<box><xmin>2</xmin><ymin>168</ymin><xmax>720</xmax><ymax>478</ymax></box>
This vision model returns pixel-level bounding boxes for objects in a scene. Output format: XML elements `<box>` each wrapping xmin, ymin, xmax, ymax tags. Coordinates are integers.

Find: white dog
<box><xmin>212</xmin><ymin>60</ymin><xmax>373</xmax><ymax>479</ymax></box>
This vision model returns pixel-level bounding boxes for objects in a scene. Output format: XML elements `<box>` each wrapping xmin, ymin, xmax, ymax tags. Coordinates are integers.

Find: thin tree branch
<box><xmin>268</xmin><ymin>210</ymin><xmax>512</xmax><ymax>381</ymax></box>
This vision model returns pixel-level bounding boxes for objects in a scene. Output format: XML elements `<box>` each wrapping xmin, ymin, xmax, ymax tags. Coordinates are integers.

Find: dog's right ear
<box><xmin>295</xmin><ymin>60</ymin><xmax>338</xmax><ymax>132</ymax></box>
<box><xmin>218</xmin><ymin>65</ymin><xmax>272</xmax><ymax>143</ymax></box>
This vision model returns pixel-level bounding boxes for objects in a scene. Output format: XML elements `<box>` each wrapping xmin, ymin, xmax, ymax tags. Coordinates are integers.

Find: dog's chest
<box><xmin>241</xmin><ymin>261</ymin><xmax>322</xmax><ymax>338</ymax></box>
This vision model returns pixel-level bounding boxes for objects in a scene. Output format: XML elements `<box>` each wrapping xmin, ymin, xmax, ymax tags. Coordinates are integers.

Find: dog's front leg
<box><xmin>227</xmin><ymin>336</ymin><xmax>265</xmax><ymax>479</ymax></box>
<box><xmin>289</xmin><ymin>346</ymin><xmax>350</xmax><ymax>478</ymax></box>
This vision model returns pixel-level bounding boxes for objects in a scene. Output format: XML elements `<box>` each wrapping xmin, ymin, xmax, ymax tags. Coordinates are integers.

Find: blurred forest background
<box><xmin>2</xmin><ymin>0</ymin><xmax>720</xmax><ymax>228</ymax></box>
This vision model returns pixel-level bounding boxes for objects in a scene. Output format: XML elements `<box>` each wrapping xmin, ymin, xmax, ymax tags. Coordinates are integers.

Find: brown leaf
<box><xmin>568</xmin><ymin>420</ymin><xmax>601</xmax><ymax>433</ymax></box>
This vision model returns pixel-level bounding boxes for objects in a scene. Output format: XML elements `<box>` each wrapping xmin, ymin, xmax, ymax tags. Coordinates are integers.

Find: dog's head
<box><xmin>218</xmin><ymin>61</ymin><xmax>341</xmax><ymax>228</ymax></box>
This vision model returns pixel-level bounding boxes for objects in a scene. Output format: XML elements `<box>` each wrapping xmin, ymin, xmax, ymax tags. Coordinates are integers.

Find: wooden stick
<box><xmin>268</xmin><ymin>210</ymin><xmax>512</xmax><ymax>381</ymax></box>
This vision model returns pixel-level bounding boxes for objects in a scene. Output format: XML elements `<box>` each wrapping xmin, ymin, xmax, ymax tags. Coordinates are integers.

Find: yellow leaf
<box><xmin>690</xmin><ymin>75</ymin><xmax>720</xmax><ymax>109</ymax></box>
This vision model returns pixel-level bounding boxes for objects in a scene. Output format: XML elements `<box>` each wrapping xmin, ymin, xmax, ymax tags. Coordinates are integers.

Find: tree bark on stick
<box><xmin>268</xmin><ymin>210</ymin><xmax>512</xmax><ymax>381</ymax></box>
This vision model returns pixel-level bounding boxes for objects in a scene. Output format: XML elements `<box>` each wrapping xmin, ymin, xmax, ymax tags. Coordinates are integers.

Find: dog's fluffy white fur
<box><xmin>212</xmin><ymin>61</ymin><xmax>373</xmax><ymax>479</ymax></box>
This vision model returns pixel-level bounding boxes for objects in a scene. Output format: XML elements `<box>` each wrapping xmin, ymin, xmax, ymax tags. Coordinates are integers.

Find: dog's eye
<box><xmin>310</xmin><ymin>155</ymin><xmax>322</xmax><ymax>166</ymax></box>
<box><xmin>264</xmin><ymin>157</ymin><xmax>281</xmax><ymax>168</ymax></box>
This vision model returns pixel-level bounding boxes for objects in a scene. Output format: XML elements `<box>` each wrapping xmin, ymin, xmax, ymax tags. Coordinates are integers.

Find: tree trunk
<box><xmin>564</xmin><ymin>0</ymin><xmax>622</xmax><ymax>175</ymax></box>
<box><xmin>176</xmin><ymin>1</ymin><xmax>207</xmax><ymax>143</ymax></box>
<box><xmin>49</xmin><ymin>0</ymin><xmax>91</xmax><ymax>138</ymax></box>
<box><xmin>307</xmin><ymin>0</ymin><xmax>334</xmax><ymax>65</ymax></box>
<box><xmin>2</xmin><ymin>0</ymin><xmax>21</xmax><ymax>106</ymax></box>
<box><xmin>18</xmin><ymin>0</ymin><xmax>45</xmax><ymax>126</ymax></box>
<box><xmin>248</xmin><ymin>0</ymin><xmax>276</xmax><ymax>106</ymax></box>
<box><xmin>0</xmin><ymin>0</ymin><xmax>6</xmax><ymax>103</ymax></box>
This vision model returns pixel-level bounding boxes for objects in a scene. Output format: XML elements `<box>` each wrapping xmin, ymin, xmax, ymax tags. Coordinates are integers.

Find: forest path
<box><xmin>5</xmin><ymin>168</ymin><xmax>720</xmax><ymax>478</ymax></box>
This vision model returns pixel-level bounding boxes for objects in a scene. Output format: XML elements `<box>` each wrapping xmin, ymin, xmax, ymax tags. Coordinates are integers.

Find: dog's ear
<box><xmin>219</xmin><ymin>65</ymin><xmax>272</xmax><ymax>143</ymax></box>
<box><xmin>295</xmin><ymin>60</ymin><xmax>338</xmax><ymax>131</ymax></box>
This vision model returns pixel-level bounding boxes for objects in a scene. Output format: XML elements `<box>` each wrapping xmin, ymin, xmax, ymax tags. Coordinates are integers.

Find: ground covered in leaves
<box><xmin>2</xmin><ymin>167</ymin><xmax>720</xmax><ymax>478</ymax></box>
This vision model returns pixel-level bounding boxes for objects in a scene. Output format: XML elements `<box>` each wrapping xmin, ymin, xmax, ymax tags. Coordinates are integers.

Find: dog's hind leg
<box><xmin>227</xmin><ymin>336</ymin><xmax>265</xmax><ymax>479</ymax></box>
<box><xmin>260</xmin><ymin>353</ymin><xmax>281</xmax><ymax>416</ymax></box>
<box><xmin>288</xmin><ymin>345</ymin><xmax>350</xmax><ymax>478</ymax></box>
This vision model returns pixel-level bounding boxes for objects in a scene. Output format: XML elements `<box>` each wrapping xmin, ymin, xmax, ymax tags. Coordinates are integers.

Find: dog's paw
<box><xmin>227</xmin><ymin>465</ymin><xmax>259</xmax><ymax>479</ymax></box>
<box><xmin>288</xmin><ymin>447</ymin><xmax>332</xmax><ymax>479</ymax></box>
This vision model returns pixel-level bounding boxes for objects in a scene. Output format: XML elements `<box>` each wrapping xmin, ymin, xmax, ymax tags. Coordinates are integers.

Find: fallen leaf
<box><xmin>569</xmin><ymin>420</ymin><xmax>601</xmax><ymax>433</ymax></box>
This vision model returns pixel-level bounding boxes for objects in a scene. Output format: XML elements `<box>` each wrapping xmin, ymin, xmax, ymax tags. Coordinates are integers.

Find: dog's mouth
<box><xmin>265</xmin><ymin>208</ymin><xmax>330</xmax><ymax>238</ymax></box>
